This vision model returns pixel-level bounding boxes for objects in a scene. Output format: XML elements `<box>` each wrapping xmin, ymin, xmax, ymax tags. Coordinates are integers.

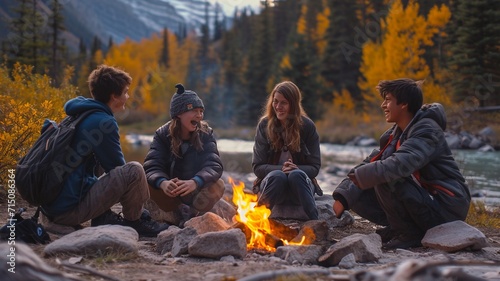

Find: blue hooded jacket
<box><xmin>41</xmin><ymin>96</ymin><xmax>125</xmax><ymax>216</ymax></box>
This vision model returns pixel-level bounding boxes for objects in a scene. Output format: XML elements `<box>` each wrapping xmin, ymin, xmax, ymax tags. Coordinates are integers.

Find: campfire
<box><xmin>229</xmin><ymin>178</ymin><xmax>306</xmax><ymax>252</ymax></box>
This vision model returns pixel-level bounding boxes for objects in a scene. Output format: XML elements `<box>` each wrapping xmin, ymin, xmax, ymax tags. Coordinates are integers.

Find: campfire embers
<box><xmin>230</xmin><ymin>178</ymin><xmax>307</xmax><ymax>251</ymax></box>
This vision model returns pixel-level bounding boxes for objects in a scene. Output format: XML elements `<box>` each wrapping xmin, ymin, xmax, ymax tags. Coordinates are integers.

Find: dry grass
<box><xmin>466</xmin><ymin>201</ymin><xmax>500</xmax><ymax>229</ymax></box>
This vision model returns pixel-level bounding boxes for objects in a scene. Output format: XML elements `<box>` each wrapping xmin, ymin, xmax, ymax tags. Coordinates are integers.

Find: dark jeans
<box><xmin>257</xmin><ymin>170</ymin><xmax>318</xmax><ymax>220</ymax></box>
<box><xmin>355</xmin><ymin>177</ymin><xmax>469</xmax><ymax>239</ymax></box>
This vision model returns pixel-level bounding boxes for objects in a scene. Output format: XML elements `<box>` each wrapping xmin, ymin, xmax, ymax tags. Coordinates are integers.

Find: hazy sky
<box><xmin>208</xmin><ymin>0</ymin><xmax>262</xmax><ymax>15</ymax></box>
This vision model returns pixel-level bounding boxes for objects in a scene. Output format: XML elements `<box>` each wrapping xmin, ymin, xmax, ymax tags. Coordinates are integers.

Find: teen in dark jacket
<box><xmin>144</xmin><ymin>84</ymin><xmax>224</xmax><ymax>225</ymax></box>
<box><xmin>333</xmin><ymin>78</ymin><xmax>471</xmax><ymax>249</ymax></box>
<box><xmin>252</xmin><ymin>81</ymin><xmax>321</xmax><ymax>220</ymax></box>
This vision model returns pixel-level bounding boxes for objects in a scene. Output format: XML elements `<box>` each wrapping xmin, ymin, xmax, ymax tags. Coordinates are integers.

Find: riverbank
<box><xmin>1</xmin><ymin>194</ymin><xmax>499</xmax><ymax>281</ymax></box>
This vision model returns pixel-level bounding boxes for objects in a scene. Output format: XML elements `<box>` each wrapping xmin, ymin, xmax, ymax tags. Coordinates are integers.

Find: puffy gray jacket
<box><xmin>335</xmin><ymin>103</ymin><xmax>470</xmax><ymax>217</ymax></box>
<box><xmin>144</xmin><ymin>122</ymin><xmax>223</xmax><ymax>189</ymax></box>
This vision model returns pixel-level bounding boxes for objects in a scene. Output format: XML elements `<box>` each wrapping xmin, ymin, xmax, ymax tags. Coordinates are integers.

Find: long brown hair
<box><xmin>260</xmin><ymin>81</ymin><xmax>306</xmax><ymax>152</ymax></box>
<box><xmin>169</xmin><ymin>119</ymin><xmax>209</xmax><ymax>158</ymax></box>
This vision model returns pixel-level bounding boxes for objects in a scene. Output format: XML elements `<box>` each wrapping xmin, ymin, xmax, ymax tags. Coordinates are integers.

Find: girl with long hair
<box><xmin>252</xmin><ymin>81</ymin><xmax>322</xmax><ymax>220</ymax></box>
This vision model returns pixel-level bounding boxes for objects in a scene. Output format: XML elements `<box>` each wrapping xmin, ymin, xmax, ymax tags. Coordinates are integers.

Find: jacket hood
<box><xmin>64</xmin><ymin>96</ymin><xmax>113</xmax><ymax>116</ymax></box>
<box><xmin>410</xmin><ymin>103</ymin><xmax>447</xmax><ymax>131</ymax></box>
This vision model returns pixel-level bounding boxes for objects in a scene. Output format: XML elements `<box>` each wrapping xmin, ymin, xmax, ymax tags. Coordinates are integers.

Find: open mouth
<box><xmin>190</xmin><ymin>120</ymin><xmax>199</xmax><ymax>127</ymax></box>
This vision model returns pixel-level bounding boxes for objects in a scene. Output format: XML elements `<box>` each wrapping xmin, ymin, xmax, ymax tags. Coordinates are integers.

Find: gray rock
<box><xmin>1</xmin><ymin>243</ymin><xmax>81</xmax><ymax>280</ymax></box>
<box><xmin>357</xmin><ymin>137</ymin><xmax>377</xmax><ymax>147</ymax></box>
<box><xmin>445</xmin><ymin>133</ymin><xmax>460</xmax><ymax>149</ymax></box>
<box><xmin>469</xmin><ymin>136</ymin><xmax>485</xmax><ymax>149</ymax></box>
<box><xmin>274</xmin><ymin>245</ymin><xmax>323</xmax><ymax>265</ymax></box>
<box><xmin>318</xmin><ymin>233</ymin><xmax>382</xmax><ymax>266</ymax></box>
<box><xmin>188</xmin><ymin>228</ymin><xmax>247</xmax><ymax>259</ymax></box>
<box><xmin>338</xmin><ymin>253</ymin><xmax>357</xmax><ymax>269</ymax></box>
<box><xmin>156</xmin><ymin>226</ymin><xmax>181</xmax><ymax>255</ymax></box>
<box><xmin>43</xmin><ymin>225</ymin><xmax>138</xmax><ymax>257</ymax></box>
<box><xmin>422</xmin><ymin>220</ymin><xmax>490</xmax><ymax>252</ymax></box>
<box><xmin>171</xmin><ymin>227</ymin><xmax>197</xmax><ymax>257</ymax></box>
<box><xmin>478</xmin><ymin>144</ymin><xmax>495</xmax><ymax>152</ymax></box>
<box><xmin>478</xmin><ymin>127</ymin><xmax>494</xmax><ymax>137</ymax></box>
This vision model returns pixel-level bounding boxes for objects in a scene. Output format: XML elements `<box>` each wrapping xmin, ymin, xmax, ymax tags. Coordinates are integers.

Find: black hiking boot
<box><xmin>91</xmin><ymin>209</ymin><xmax>124</xmax><ymax>227</ymax></box>
<box><xmin>375</xmin><ymin>225</ymin><xmax>396</xmax><ymax>243</ymax></box>
<box><xmin>123</xmin><ymin>218</ymin><xmax>170</xmax><ymax>237</ymax></box>
<box><xmin>382</xmin><ymin>233</ymin><xmax>423</xmax><ymax>250</ymax></box>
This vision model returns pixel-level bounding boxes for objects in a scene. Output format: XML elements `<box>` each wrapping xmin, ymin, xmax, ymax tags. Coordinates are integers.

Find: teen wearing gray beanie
<box><xmin>144</xmin><ymin>84</ymin><xmax>224</xmax><ymax>227</ymax></box>
<box><xmin>170</xmin><ymin>84</ymin><xmax>205</xmax><ymax>119</ymax></box>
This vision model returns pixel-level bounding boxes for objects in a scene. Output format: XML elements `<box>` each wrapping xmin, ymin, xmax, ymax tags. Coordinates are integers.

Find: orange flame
<box><xmin>229</xmin><ymin>177</ymin><xmax>305</xmax><ymax>251</ymax></box>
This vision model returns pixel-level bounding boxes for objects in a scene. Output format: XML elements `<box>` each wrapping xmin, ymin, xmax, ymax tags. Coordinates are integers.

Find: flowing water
<box><xmin>123</xmin><ymin>137</ymin><xmax>500</xmax><ymax>206</ymax></box>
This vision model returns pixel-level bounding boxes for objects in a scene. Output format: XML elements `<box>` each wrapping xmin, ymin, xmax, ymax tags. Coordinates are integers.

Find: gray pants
<box><xmin>51</xmin><ymin>162</ymin><xmax>149</xmax><ymax>225</ymax></box>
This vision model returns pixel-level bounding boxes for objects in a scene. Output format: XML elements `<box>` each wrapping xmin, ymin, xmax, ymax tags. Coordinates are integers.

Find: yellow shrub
<box><xmin>0</xmin><ymin>63</ymin><xmax>77</xmax><ymax>189</ymax></box>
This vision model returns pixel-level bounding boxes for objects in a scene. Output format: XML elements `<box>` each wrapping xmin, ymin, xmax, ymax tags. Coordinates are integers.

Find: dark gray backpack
<box><xmin>15</xmin><ymin>110</ymin><xmax>98</xmax><ymax>206</ymax></box>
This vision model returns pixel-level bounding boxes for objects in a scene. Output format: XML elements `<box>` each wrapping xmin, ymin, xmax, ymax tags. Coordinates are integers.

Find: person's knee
<box><xmin>124</xmin><ymin>161</ymin><xmax>147</xmax><ymax>179</ymax></box>
<box><xmin>125</xmin><ymin>161</ymin><xmax>143</xmax><ymax>172</ymax></box>
<box><xmin>267</xmin><ymin>170</ymin><xmax>287</xmax><ymax>180</ymax></box>
<box><xmin>287</xmin><ymin>170</ymin><xmax>307</xmax><ymax>182</ymax></box>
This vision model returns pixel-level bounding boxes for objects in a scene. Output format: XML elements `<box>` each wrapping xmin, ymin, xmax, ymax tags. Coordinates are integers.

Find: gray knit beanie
<box><xmin>170</xmin><ymin>84</ymin><xmax>204</xmax><ymax>119</ymax></box>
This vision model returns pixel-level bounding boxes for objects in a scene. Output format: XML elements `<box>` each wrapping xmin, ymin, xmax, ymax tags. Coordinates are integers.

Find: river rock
<box><xmin>188</xmin><ymin>228</ymin><xmax>247</xmax><ymax>259</ymax></box>
<box><xmin>422</xmin><ymin>220</ymin><xmax>490</xmax><ymax>252</ymax></box>
<box><xmin>43</xmin><ymin>225</ymin><xmax>139</xmax><ymax>257</ymax></box>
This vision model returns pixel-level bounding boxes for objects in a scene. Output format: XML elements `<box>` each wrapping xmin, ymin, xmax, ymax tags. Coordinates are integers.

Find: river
<box><xmin>123</xmin><ymin>138</ymin><xmax>500</xmax><ymax>206</ymax></box>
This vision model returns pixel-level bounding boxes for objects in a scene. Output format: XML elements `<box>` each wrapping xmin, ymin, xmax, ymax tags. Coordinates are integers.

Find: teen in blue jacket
<box><xmin>42</xmin><ymin>65</ymin><xmax>169</xmax><ymax>237</ymax></box>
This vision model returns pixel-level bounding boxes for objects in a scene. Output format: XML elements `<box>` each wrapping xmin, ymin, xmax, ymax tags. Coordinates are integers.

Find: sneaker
<box><xmin>123</xmin><ymin>218</ymin><xmax>170</xmax><ymax>237</ymax></box>
<box><xmin>375</xmin><ymin>226</ymin><xmax>396</xmax><ymax>243</ymax></box>
<box><xmin>140</xmin><ymin>209</ymin><xmax>152</xmax><ymax>221</ymax></box>
<box><xmin>91</xmin><ymin>210</ymin><xmax>124</xmax><ymax>227</ymax></box>
<box><xmin>382</xmin><ymin>235</ymin><xmax>422</xmax><ymax>250</ymax></box>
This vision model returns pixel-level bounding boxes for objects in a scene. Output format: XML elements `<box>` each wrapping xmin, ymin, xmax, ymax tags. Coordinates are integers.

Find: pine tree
<box><xmin>321</xmin><ymin>0</ymin><xmax>362</xmax><ymax>104</ymax></box>
<box><xmin>25</xmin><ymin>0</ymin><xmax>48</xmax><ymax>73</ymax></box>
<box><xmin>48</xmin><ymin>0</ymin><xmax>66</xmax><ymax>85</ymax></box>
<box><xmin>108</xmin><ymin>36</ymin><xmax>114</xmax><ymax>50</ymax></box>
<box><xmin>8</xmin><ymin>0</ymin><xmax>48</xmax><ymax>73</ymax></box>
<box><xmin>449</xmin><ymin>0</ymin><xmax>500</xmax><ymax>106</ymax></box>
<box><xmin>239</xmin><ymin>2</ymin><xmax>276</xmax><ymax>126</ymax></box>
<box><xmin>89</xmin><ymin>35</ymin><xmax>102</xmax><ymax>71</ymax></box>
<box><xmin>272</xmin><ymin>0</ymin><xmax>300</xmax><ymax>51</ymax></box>
<box><xmin>159</xmin><ymin>28</ymin><xmax>169</xmax><ymax>68</ymax></box>
<box><xmin>8</xmin><ymin>0</ymin><xmax>31</xmax><ymax>67</ymax></box>
<box><xmin>212</xmin><ymin>4</ymin><xmax>224</xmax><ymax>42</ymax></box>
<box><xmin>281</xmin><ymin>32</ymin><xmax>324</xmax><ymax>121</ymax></box>
<box><xmin>218</xmin><ymin>23</ymin><xmax>244</xmax><ymax>126</ymax></box>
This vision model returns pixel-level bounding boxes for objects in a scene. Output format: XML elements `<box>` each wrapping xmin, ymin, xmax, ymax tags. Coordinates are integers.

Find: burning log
<box><xmin>268</xmin><ymin>219</ymin><xmax>299</xmax><ymax>242</ymax></box>
<box><xmin>232</xmin><ymin>221</ymin><xmax>252</xmax><ymax>241</ymax></box>
<box><xmin>260</xmin><ymin>230</ymin><xmax>284</xmax><ymax>249</ymax></box>
<box><xmin>232</xmin><ymin>222</ymin><xmax>285</xmax><ymax>249</ymax></box>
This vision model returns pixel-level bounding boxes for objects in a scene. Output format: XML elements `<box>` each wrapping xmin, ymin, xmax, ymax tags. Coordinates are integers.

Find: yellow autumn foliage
<box><xmin>315</xmin><ymin>2</ymin><xmax>330</xmax><ymax>55</ymax></box>
<box><xmin>359</xmin><ymin>0</ymin><xmax>451</xmax><ymax>110</ymax></box>
<box><xmin>0</xmin><ymin>63</ymin><xmax>77</xmax><ymax>187</ymax></box>
<box><xmin>297</xmin><ymin>1</ymin><xmax>330</xmax><ymax>55</ymax></box>
<box><xmin>104</xmin><ymin>31</ymin><xmax>197</xmax><ymax>116</ymax></box>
